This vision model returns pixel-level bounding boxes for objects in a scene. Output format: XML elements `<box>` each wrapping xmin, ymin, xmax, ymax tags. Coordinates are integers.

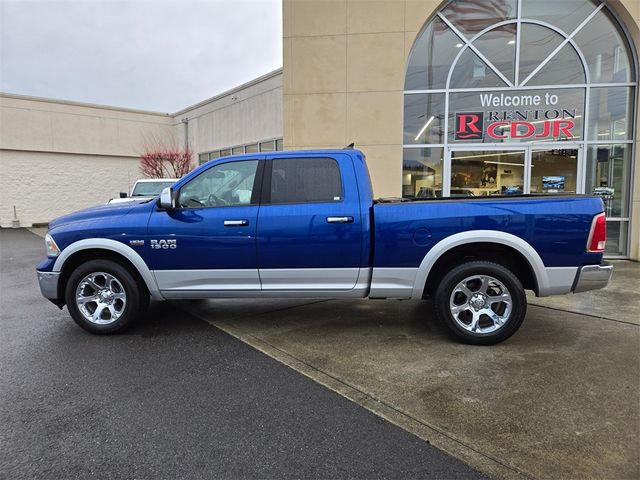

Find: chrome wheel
<box><xmin>449</xmin><ymin>274</ymin><xmax>512</xmax><ymax>334</ymax></box>
<box><xmin>75</xmin><ymin>272</ymin><xmax>127</xmax><ymax>325</ymax></box>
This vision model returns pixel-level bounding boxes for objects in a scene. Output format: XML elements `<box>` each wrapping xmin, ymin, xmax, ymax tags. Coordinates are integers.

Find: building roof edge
<box><xmin>0</xmin><ymin>92</ymin><xmax>172</xmax><ymax>116</ymax></box>
<box><xmin>172</xmin><ymin>68</ymin><xmax>283</xmax><ymax>117</ymax></box>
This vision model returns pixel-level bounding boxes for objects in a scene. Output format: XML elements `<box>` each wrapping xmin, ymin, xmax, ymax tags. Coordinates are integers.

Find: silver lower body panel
<box><xmin>161</xmin><ymin>287</ymin><xmax>369</xmax><ymax>299</ymax></box>
<box><xmin>37</xmin><ymin>271</ymin><xmax>60</xmax><ymax>300</ymax></box>
<box><xmin>157</xmin><ymin>268</ymin><xmax>371</xmax><ymax>299</ymax></box>
<box><xmin>572</xmin><ymin>262</ymin><xmax>613</xmax><ymax>293</ymax></box>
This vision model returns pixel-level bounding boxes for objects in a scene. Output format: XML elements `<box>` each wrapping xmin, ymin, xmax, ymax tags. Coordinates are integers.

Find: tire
<box><xmin>65</xmin><ymin>259</ymin><xmax>148</xmax><ymax>334</ymax></box>
<box><xmin>434</xmin><ymin>261</ymin><xmax>527</xmax><ymax>345</ymax></box>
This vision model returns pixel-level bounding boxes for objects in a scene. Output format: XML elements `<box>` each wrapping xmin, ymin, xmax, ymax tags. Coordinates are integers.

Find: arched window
<box><xmin>403</xmin><ymin>0</ymin><xmax>637</xmax><ymax>257</ymax></box>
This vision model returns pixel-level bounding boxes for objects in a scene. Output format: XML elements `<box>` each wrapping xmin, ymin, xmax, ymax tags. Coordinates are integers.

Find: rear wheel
<box><xmin>65</xmin><ymin>259</ymin><xmax>147</xmax><ymax>334</ymax></box>
<box><xmin>434</xmin><ymin>261</ymin><xmax>526</xmax><ymax>345</ymax></box>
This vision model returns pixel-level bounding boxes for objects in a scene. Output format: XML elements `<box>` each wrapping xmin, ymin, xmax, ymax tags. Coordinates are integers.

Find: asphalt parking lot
<box><xmin>3</xmin><ymin>228</ymin><xmax>639</xmax><ymax>479</ymax></box>
<box><xmin>0</xmin><ymin>228</ymin><xmax>484</xmax><ymax>480</ymax></box>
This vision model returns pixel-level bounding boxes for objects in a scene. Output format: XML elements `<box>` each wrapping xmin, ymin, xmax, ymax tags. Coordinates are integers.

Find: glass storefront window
<box><xmin>473</xmin><ymin>25</ymin><xmax>517</xmax><ymax>84</ymax></box>
<box><xmin>232</xmin><ymin>146</ymin><xmax>244</xmax><ymax>155</ymax></box>
<box><xmin>198</xmin><ymin>153</ymin><xmax>208</xmax><ymax>165</ymax></box>
<box><xmin>573</xmin><ymin>7</ymin><xmax>635</xmax><ymax>83</ymax></box>
<box><xmin>450</xmin><ymin>48</ymin><xmax>507</xmax><ymax>89</ymax></box>
<box><xmin>402</xmin><ymin>148</ymin><xmax>444</xmax><ymax>198</ymax></box>
<box><xmin>451</xmin><ymin>150</ymin><xmax>525</xmax><ymax>196</ymax></box>
<box><xmin>405</xmin><ymin>18</ymin><xmax>461</xmax><ymax>90</ymax></box>
<box><xmin>526</xmin><ymin>43</ymin><xmax>585</xmax><ymax>86</ymax></box>
<box><xmin>220</xmin><ymin>148</ymin><xmax>231</xmax><ymax>158</ymax></box>
<box><xmin>521</xmin><ymin>0</ymin><xmax>596</xmax><ymax>37</ymax></box>
<box><xmin>403</xmin><ymin>0</ymin><xmax>637</xmax><ymax>255</ymax></box>
<box><xmin>441</xmin><ymin>0</ymin><xmax>517</xmax><ymax>37</ymax></box>
<box><xmin>276</xmin><ymin>139</ymin><xmax>284</xmax><ymax>151</ymax></box>
<box><xmin>448</xmin><ymin>88</ymin><xmax>585</xmax><ymax>143</ymax></box>
<box><xmin>209</xmin><ymin>151</ymin><xmax>220</xmax><ymax>160</ymax></box>
<box><xmin>530</xmin><ymin>148</ymin><xmax>578</xmax><ymax>194</ymax></box>
<box><xmin>586</xmin><ymin>144</ymin><xmax>632</xmax><ymax>218</ymax></box>
<box><xmin>588</xmin><ymin>87</ymin><xmax>635</xmax><ymax>141</ymax></box>
<box><xmin>404</xmin><ymin>94</ymin><xmax>445</xmax><ymax>144</ymax></box>
<box><xmin>518</xmin><ymin>24</ymin><xmax>563</xmax><ymax>83</ymax></box>
<box><xmin>604</xmin><ymin>221</ymin><xmax>629</xmax><ymax>256</ymax></box>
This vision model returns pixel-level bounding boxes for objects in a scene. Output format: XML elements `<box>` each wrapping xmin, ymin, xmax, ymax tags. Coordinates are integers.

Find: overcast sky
<box><xmin>0</xmin><ymin>0</ymin><xmax>282</xmax><ymax>112</ymax></box>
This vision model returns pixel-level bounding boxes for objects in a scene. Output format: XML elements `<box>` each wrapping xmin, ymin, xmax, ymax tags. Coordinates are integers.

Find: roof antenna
<box><xmin>344</xmin><ymin>143</ymin><xmax>355</xmax><ymax>149</ymax></box>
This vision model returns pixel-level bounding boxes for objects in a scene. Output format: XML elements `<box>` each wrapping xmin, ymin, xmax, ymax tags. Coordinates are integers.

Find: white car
<box><xmin>107</xmin><ymin>179</ymin><xmax>178</xmax><ymax>204</ymax></box>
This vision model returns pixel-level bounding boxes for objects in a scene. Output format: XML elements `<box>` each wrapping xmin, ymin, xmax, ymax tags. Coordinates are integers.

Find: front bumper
<box><xmin>37</xmin><ymin>270</ymin><xmax>60</xmax><ymax>301</ymax></box>
<box><xmin>573</xmin><ymin>262</ymin><xmax>613</xmax><ymax>293</ymax></box>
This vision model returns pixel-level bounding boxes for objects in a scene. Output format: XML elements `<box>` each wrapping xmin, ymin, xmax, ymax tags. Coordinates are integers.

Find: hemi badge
<box><xmin>129</xmin><ymin>240</ymin><xmax>145</xmax><ymax>247</ymax></box>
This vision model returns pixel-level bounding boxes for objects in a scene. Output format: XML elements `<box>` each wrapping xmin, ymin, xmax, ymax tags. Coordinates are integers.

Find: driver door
<box><xmin>146</xmin><ymin>158</ymin><xmax>263</xmax><ymax>296</ymax></box>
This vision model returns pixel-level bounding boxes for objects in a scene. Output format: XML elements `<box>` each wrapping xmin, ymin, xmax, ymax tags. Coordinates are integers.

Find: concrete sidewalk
<box><xmin>182</xmin><ymin>264</ymin><xmax>640</xmax><ymax>480</ymax></box>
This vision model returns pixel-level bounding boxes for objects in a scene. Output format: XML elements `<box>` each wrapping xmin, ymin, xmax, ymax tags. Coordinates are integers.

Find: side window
<box><xmin>270</xmin><ymin>158</ymin><xmax>343</xmax><ymax>204</ymax></box>
<box><xmin>178</xmin><ymin>160</ymin><xmax>259</xmax><ymax>208</ymax></box>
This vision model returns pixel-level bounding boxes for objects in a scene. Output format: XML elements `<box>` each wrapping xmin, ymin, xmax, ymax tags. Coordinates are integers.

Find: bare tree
<box><xmin>139</xmin><ymin>141</ymin><xmax>194</xmax><ymax>178</ymax></box>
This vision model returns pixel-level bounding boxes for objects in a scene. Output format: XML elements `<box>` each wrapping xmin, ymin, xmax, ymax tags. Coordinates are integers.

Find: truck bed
<box><xmin>372</xmin><ymin>195</ymin><xmax>604</xmax><ymax>269</ymax></box>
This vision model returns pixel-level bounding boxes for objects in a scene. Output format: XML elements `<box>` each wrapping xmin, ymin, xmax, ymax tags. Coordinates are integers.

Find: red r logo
<box><xmin>455</xmin><ymin>112</ymin><xmax>484</xmax><ymax>140</ymax></box>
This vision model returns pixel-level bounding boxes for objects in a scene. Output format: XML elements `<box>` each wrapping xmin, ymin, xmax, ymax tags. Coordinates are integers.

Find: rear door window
<box><xmin>269</xmin><ymin>157</ymin><xmax>343</xmax><ymax>204</ymax></box>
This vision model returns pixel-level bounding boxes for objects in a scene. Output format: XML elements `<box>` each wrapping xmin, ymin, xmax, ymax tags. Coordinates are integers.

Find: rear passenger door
<box><xmin>257</xmin><ymin>155</ymin><xmax>363</xmax><ymax>291</ymax></box>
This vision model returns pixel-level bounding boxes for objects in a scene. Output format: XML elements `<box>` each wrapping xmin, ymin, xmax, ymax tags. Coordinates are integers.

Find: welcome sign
<box><xmin>454</xmin><ymin>92</ymin><xmax>579</xmax><ymax>141</ymax></box>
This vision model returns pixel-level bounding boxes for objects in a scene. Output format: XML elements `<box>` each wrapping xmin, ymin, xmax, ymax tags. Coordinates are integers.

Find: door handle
<box><xmin>326</xmin><ymin>216</ymin><xmax>354</xmax><ymax>224</ymax></box>
<box><xmin>224</xmin><ymin>219</ymin><xmax>249</xmax><ymax>227</ymax></box>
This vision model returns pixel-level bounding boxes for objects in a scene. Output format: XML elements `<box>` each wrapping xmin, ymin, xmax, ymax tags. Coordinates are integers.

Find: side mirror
<box><xmin>159</xmin><ymin>187</ymin><xmax>176</xmax><ymax>209</ymax></box>
<box><xmin>119</xmin><ymin>192</ymin><xmax>128</xmax><ymax>198</ymax></box>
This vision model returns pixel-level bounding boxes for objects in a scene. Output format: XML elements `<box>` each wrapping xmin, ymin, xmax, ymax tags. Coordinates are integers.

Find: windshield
<box><xmin>131</xmin><ymin>181</ymin><xmax>175</xmax><ymax>197</ymax></box>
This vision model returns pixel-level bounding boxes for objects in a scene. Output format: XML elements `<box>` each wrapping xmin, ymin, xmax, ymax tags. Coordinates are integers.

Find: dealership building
<box><xmin>1</xmin><ymin>0</ymin><xmax>639</xmax><ymax>259</ymax></box>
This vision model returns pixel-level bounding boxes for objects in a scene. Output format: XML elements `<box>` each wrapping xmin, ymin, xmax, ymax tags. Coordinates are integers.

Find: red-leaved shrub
<box><xmin>139</xmin><ymin>145</ymin><xmax>193</xmax><ymax>178</ymax></box>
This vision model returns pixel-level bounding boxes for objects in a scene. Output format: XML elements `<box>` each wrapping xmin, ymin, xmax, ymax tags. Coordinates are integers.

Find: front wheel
<box><xmin>434</xmin><ymin>261</ymin><xmax>527</xmax><ymax>345</ymax></box>
<box><xmin>65</xmin><ymin>259</ymin><xmax>147</xmax><ymax>334</ymax></box>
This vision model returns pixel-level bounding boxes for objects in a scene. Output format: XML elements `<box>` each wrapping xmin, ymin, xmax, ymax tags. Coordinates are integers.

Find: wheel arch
<box><xmin>54</xmin><ymin>239</ymin><xmax>163</xmax><ymax>302</ymax></box>
<box><xmin>412</xmin><ymin>231</ymin><xmax>548</xmax><ymax>299</ymax></box>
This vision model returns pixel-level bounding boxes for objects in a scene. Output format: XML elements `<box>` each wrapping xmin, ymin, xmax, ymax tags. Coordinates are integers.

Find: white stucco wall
<box><xmin>0</xmin><ymin>150</ymin><xmax>141</xmax><ymax>226</ymax></box>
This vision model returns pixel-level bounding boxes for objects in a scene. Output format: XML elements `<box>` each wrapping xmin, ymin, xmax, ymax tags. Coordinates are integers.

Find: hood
<box><xmin>48</xmin><ymin>200</ymin><xmax>150</xmax><ymax>230</ymax></box>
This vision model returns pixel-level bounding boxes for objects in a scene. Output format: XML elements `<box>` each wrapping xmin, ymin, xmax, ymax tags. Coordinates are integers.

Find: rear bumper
<box><xmin>573</xmin><ymin>262</ymin><xmax>613</xmax><ymax>293</ymax></box>
<box><xmin>37</xmin><ymin>270</ymin><xmax>60</xmax><ymax>301</ymax></box>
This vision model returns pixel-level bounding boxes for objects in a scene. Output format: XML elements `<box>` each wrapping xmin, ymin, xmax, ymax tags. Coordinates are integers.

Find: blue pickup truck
<box><xmin>36</xmin><ymin>149</ymin><xmax>612</xmax><ymax>344</ymax></box>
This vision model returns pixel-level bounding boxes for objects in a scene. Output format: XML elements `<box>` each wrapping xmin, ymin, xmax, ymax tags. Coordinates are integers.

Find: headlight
<box><xmin>45</xmin><ymin>233</ymin><xmax>60</xmax><ymax>257</ymax></box>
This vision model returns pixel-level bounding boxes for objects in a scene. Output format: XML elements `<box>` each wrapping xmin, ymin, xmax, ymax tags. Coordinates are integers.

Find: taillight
<box><xmin>587</xmin><ymin>213</ymin><xmax>606</xmax><ymax>253</ymax></box>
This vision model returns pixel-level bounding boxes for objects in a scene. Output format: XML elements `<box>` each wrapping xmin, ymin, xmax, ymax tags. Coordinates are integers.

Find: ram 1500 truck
<box><xmin>36</xmin><ymin>149</ymin><xmax>612</xmax><ymax>344</ymax></box>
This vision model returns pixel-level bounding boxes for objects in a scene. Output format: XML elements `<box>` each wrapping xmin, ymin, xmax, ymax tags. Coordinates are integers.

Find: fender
<box><xmin>410</xmin><ymin>230</ymin><xmax>576</xmax><ymax>299</ymax></box>
<box><xmin>52</xmin><ymin>238</ymin><xmax>163</xmax><ymax>301</ymax></box>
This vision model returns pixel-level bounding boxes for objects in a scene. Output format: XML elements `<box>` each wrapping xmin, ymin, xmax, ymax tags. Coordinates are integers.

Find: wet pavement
<box><xmin>1</xmin><ymin>229</ymin><xmax>486</xmax><ymax>480</ymax></box>
<box><xmin>182</xmin><ymin>265</ymin><xmax>640</xmax><ymax>480</ymax></box>
<box><xmin>24</xmin><ymin>227</ymin><xmax>640</xmax><ymax>479</ymax></box>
